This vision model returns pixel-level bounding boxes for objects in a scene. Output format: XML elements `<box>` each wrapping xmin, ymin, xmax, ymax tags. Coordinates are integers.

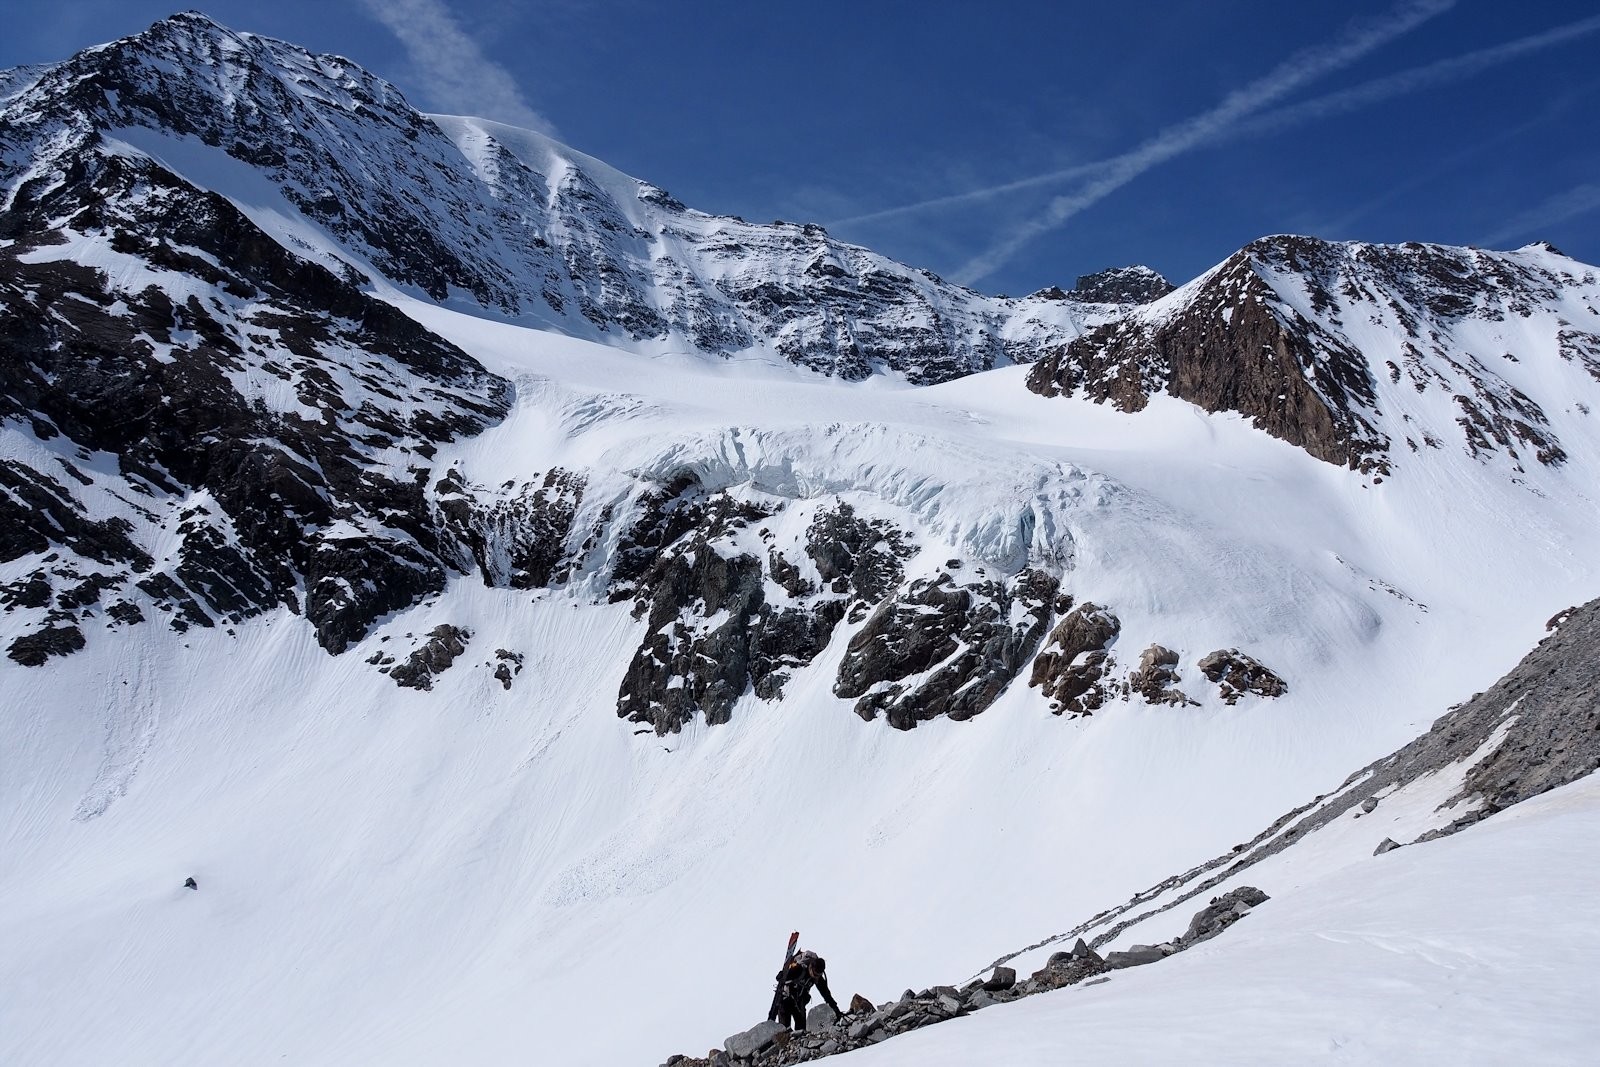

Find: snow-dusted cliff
<box><xmin>5</xmin><ymin>13</ymin><xmax>1600</xmax><ymax>1067</ymax></box>
<box><xmin>0</xmin><ymin>12</ymin><xmax>1151</xmax><ymax>384</ymax></box>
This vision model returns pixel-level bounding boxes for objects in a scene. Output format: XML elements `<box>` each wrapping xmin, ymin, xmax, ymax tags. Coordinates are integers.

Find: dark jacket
<box><xmin>776</xmin><ymin>951</ymin><xmax>841</xmax><ymax>1015</ymax></box>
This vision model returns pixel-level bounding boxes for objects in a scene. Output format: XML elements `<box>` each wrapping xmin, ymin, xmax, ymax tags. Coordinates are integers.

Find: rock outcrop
<box><xmin>1027</xmin><ymin>601</ymin><xmax>1120</xmax><ymax>715</ymax></box>
<box><xmin>835</xmin><ymin>569</ymin><xmax>1058</xmax><ymax>730</ymax></box>
<box><xmin>660</xmin><ymin>888</ymin><xmax>1264</xmax><ymax>1066</ymax></box>
<box><xmin>388</xmin><ymin>625</ymin><xmax>473</xmax><ymax>691</ymax></box>
<box><xmin>612</xmin><ymin>485</ymin><xmax>1059</xmax><ymax>735</ymax></box>
<box><xmin>1197</xmin><ymin>648</ymin><xmax>1288</xmax><ymax>704</ymax></box>
<box><xmin>1027</xmin><ymin>235</ymin><xmax>1588</xmax><ymax>476</ymax></box>
<box><xmin>1129</xmin><ymin>644</ymin><xmax>1191</xmax><ymax>706</ymax></box>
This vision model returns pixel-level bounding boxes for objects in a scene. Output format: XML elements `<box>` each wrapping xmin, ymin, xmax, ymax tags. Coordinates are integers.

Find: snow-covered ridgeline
<box><xmin>0</xmin><ymin>13</ymin><xmax>1153</xmax><ymax>384</ymax></box>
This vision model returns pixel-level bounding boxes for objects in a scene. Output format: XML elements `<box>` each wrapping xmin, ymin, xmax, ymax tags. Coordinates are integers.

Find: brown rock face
<box><xmin>1028</xmin><ymin>235</ymin><xmax>1589</xmax><ymax>477</ymax></box>
<box><xmin>1130</xmin><ymin>644</ymin><xmax>1191</xmax><ymax>706</ymax></box>
<box><xmin>1197</xmin><ymin>648</ymin><xmax>1288</xmax><ymax>704</ymax></box>
<box><xmin>1027</xmin><ymin>238</ymin><xmax>1389</xmax><ymax>473</ymax></box>
<box><xmin>1028</xmin><ymin>601</ymin><xmax>1120</xmax><ymax>715</ymax></box>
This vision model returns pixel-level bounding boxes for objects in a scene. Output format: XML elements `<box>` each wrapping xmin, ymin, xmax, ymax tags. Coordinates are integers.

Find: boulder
<box><xmin>1105</xmin><ymin>943</ymin><xmax>1169</xmax><ymax>969</ymax></box>
<box><xmin>847</xmin><ymin>1017</ymin><xmax>881</xmax><ymax>1042</ymax></box>
<box><xmin>1028</xmin><ymin>950</ymin><xmax>1113</xmax><ymax>991</ymax></box>
<box><xmin>806</xmin><ymin>1003</ymin><xmax>839</xmax><ymax>1029</ymax></box>
<box><xmin>982</xmin><ymin>965</ymin><xmax>1016</xmax><ymax>991</ymax></box>
<box><xmin>1180</xmin><ymin>886</ymin><xmax>1269</xmax><ymax>945</ymax></box>
<box><xmin>1374</xmin><ymin>837</ymin><xmax>1402</xmax><ymax>855</ymax></box>
<box><xmin>1130</xmin><ymin>644</ymin><xmax>1190</xmax><ymax>705</ymax></box>
<box><xmin>1197</xmin><ymin>648</ymin><xmax>1288</xmax><ymax>704</ymax></box>
<box><xmin>723</xmin><ymin>1020</ymin><xmax>785</xmax><ymax>1059</ymax></box>
<box><xmin>848</xmin><ymin>993</ymin><xmax>874</xmax><ymax>1015</ymax></box>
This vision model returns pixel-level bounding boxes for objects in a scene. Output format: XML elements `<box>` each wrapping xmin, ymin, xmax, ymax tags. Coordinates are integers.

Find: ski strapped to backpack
<box><xmin>768</xmin><ymin>931</ymin><xmax>800</xmax><ymax>1022</ymax></box>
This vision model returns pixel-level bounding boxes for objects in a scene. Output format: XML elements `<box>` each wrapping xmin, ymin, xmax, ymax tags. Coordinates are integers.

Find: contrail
<box><xmin>1481</xmin><ymin>183</ymin><xmax>1600</xmax><ymax>248</ymax></box>
<box><xmin>828</xmin><ymin>160</ymin><xmax>1115</xmax><ymax>229</ymax></box>
<box><xmin>828</xmin><ymin>6</ymin><xmax>1600</xmax><ymax>242</ymax></box>
<box><xmin>1225</xmin><ymin>12</ymin><xmax>1600</xmax><ymax>143</ymax></box>
<box><xmin>952</xmin><ymin>0</ymin><xmax>1456</xmax><ymax>285</ymax></box>
<box><xmin>353</xmin><ymin>0</ymin><xmax>556</xmax><ymax>135</ymax></box>
<box><xmin>1307</xmin><ymin>77</ymin><xmax>1600</xmax><ymax>237</ymax></box>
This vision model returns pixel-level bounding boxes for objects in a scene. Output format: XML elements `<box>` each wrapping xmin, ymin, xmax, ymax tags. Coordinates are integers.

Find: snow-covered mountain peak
<box><xmin>7</xmin><ymin>14</ymin><xmax>1600</xmax><ymax>1067</ymax></box>
<box><xmin>0</xmin><ymin>13</ymin><xmax>1147</xmax><ymax>384</ymax></box>
<box><xmin>1030</xmin><ymin>232</ymin><xmax>1600</xmax><ymax>480</ymax></box>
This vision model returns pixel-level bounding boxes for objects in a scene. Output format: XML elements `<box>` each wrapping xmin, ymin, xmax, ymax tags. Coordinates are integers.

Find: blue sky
<box><xmin>6</xmin><ymin>1</ymin><xmax>1598</xmax><ymax>295</ymax></box>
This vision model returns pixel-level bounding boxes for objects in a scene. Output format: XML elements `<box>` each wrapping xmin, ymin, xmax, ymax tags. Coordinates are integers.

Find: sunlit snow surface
<box><xmin>4</xmin><ymin>289</ymin><xmax>1600</xmax><ymax>1065</ymax></box>
<box><xmin>845</xmin><ymin>773</ymin><xmax>1600</xmax><ymax>1066</ymax></box>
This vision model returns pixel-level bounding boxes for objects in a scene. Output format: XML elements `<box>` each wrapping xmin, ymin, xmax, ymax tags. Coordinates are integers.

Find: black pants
<box><xmin>774</xmin><ymin>991</ymin><xmax>809</xmax><ymax>1030</ymax></box>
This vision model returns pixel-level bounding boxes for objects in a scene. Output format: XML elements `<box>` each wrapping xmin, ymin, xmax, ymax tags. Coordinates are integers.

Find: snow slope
<box><xmin>5</xmin><ymin>298</ymin><xmax>1600</xmax><ymax>1064</ymax></box>
<box><xmin>4</xmin><ymin>14</ymin><xmax>1600</xmax><ymax>1067</ymax></box>
<box><xmin>842</xmin><ymin>772</ymin><xmax>1600</xmax><ymax>1066</ymax></box>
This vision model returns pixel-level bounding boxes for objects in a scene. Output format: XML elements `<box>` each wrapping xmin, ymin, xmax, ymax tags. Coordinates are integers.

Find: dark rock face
<box><xmin>611</xmin><ymin>486</ymin><xmax>1064</xmax><ymax>735</ymax></box>
<box><xmin>1070</xmin><ymin>266</ymin><xmax>1175</xmax><ymax>304</ymax></box>
<box><xmin>7</xmin><ymin>624</ymin><xmax>86</xmax><ymax>666</ymax></box>
<box><xmin>749</xmin><ymin>601</ymin><xmax>848</xmax><ymax>702</ymax></box>
<box><xmin>835</xmin><ymin>569</ymin><xmax>1058</xmax><ymax>730</ymax></box>
<box><xmin>615</xmin><ymin>492</ymin><xmax>933</xmax><ymax>734</ymax></box>
<box><xmin>1197</xmin><ymin>649</ymin><xmax>1288</xmax><ymax>704</ymax></box>
<box><xmin>0</xmin><ymin>13</ymin><xmax>1125</xmax><ymax>387</ymax></box>
<box><xmin>1028</xmin><ymin>601</ymin><xmax>1120</xmax><ymax>715</ymax></box>
<box><xmin>1027</xmin><ymin>236</ymin><xmax>1586</xmax><ymax>475</ymax></box>
<box><xmin>389</xmin><ymin>625</ymin><xmax>473</xmax><ymax>691</ymax></box>
<box><xmin>0</xmin><ymin>148</ymin><xmax>513</xmax><ymax>658</ymax></box>
<box><xmin>803</xmin><ymin>503</ymin><xmax>914</xmax><ymax>619</ymax></box>
<box><xmin>434</xmin><ymin>468</ymin><xmax>587</xmax><ymax>589</ymax></box>
<box><xmin>618</xmin><ymin>542</ymin><xmax>767</xmax><ymax>732</ymax></box>
<box><xmin>1129</xmin><ymin>644</ymin><xmax>1191</xmax><ymax>706</ymax></box>
<box><xmin>1028</xmin><ymin>239</ymin><xmax>1390</xmax><ymax>473</ymax></box>
<box><xmin>613</xmin><ymin>479</ymin><xmax>774</xmax><ymax>733</ymax></box>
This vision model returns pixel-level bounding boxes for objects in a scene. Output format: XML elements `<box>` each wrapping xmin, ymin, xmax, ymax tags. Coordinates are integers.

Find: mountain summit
<box><xmin>1</xmin><ymin>12</ymin><xmax>1164</xmax><ymax>383</ymax></box>
<box><xmin>4</xmin><ymin>14</ymin><xmax>1600</xmax><ymax>1067</ymax></box>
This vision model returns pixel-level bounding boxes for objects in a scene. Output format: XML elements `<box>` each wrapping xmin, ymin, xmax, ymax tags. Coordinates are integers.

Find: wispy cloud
<box><xmin>1481</xmin><ymin>183</ymin><xmax>1600</xmax><ymax>248</ymax></box>
<box><xmin>951</xmin><ymin>0</ymin><xmax>1456</xmax><ymax>285</ymax></box>
<box><xmin>353</xmin><ymin>0</ymin><xmax>556</xmax><ymax>135</ymax></box>
<box><xmin>1306</xmin><ymin>77</ymin><xmax>1600</xmax><ymax>237</ymax></box>
<box><xmin>831</xmin><ymin>15</ymin><xmax>1600</xmax><ymax>234</ymax></box>
<box><xmin>828</xmin><ymin>160</ymin><xmax>1113</xmax><ymax>230</ymax></box>
<box><xmin>1224</xmin><ymin>12</ymin><xmax>1600</xmax><ymax>143</ymax></box>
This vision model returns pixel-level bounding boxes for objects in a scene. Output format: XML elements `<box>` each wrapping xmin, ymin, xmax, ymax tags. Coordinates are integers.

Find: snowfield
<box><xmin>4</xmin><ymin>295</ymin><xmax>1599</xmax><ymax>1064</ymax></box>
<box><xmin>843</xmin><ymin>772</ymin><xmax>1600</xmax><ymax>1066</ymax></box>
<box><xmin>4</xmin><ymin>16</ymin><xmax>1600</xmax><ymax>1063</ymax></box>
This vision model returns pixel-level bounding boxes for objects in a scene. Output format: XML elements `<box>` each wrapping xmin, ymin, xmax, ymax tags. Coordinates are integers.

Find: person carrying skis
<box><xmin>768</xmin><ymin>946</ymin><xmax>842</xmax><ymax>1031</ymax></box>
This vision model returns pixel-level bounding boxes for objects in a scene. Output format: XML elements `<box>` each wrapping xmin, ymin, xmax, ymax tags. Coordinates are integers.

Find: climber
<box><xmin>768</xmin><ymin>947</ymin><xmax>843</xmax><ymax>1031</ymax></box>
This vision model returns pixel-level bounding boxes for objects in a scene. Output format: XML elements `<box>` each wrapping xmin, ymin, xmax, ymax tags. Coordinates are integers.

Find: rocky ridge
<box><xmin>0</xmin><ymin>13</ymin><xmax>1160</xmax><ymax>385</ymax></box>
<box><xmin>1028</xmin><ymin>236</ymin><xmax>1600</xmax><ymax>476</ymax></box>
<box><xmin>662</xmin><ymin>591</ymin><xmax>1600</xmax><ymax>1066</ymax></box>
<box><xmin>988</xmin><ymin>593</ymin><xmax>1600</xmax><ymax>974</ymax></box>
<box><xmin>662</xmin><ymin>886</ymin><xmax>1269</xmax><ymax>1066</ymax></box>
